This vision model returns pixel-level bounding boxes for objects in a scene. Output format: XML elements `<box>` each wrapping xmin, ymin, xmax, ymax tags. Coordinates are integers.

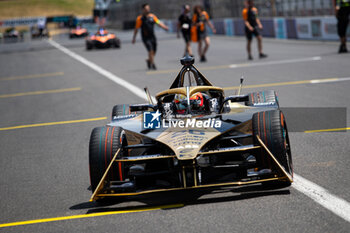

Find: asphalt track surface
<box><xmin>0</xmin><ymin>30</ymin><xmax>350</xmax><ymax>233</ymax></box>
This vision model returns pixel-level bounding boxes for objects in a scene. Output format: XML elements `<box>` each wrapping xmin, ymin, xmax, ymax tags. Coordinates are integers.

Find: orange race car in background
<box><xmin>86</xmin><ymin>28</ymin><xmax>121</xmax><ymax>50</ymax></box>
<box><xmin>69</xmin><ymin>26</ymin><xmax>88</xmax><ymax>38</ymax></box>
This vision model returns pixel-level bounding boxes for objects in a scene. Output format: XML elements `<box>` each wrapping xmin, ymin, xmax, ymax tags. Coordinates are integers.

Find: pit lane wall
<box><xmin>163</xmin><ymin>16</ymin><xmax>349</xmax><ymax>41</ymax></box>
<box><xmin>0</xmin><ymin>16</ymin><xmax>93</xmax><ymax>28</ymax></box>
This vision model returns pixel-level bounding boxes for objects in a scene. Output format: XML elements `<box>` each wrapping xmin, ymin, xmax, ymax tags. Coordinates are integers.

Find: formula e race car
<box><xmin>88</xmin><ymin>55</ymin><xmax>293</xmax><ymax>202</ymax></box>
<box><xmin>85</xmin><ymin>28</ymin><xmax>120</xmax><ymax>50</ymax></box>
<box><xmin>3</xmin><ymin>27</ymin><xmax>23</xmax><ymax>42</ymax></box>
<box><xmin>69</xmin><ymin>26</ymin><xmax>88</xmax><ymax>38</ymax></box>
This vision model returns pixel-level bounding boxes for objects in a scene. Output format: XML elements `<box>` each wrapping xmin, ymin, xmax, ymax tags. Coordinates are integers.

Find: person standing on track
<box><xmin>132</xmin><ymin>3</ymin><xmax>169</xmax><ymax>70</ymax></box>
<box><xmin>334</xmin><ymin>0</ymin><xmax>350</xmax><ymax>53</ymax></box>
<box><xmin>192</xmin><ymin>5</ymin><xmax>216</xmax><ymax>62</ymax></box>
<box><xmin>242</xmin><ymin>0</ymin><xmax>267</xmax><ymax>60</ymax></box>
<box><xmin>177</xmin><ymin>4</ymin><xmax>193</xmax><ymax>57</ymax></box>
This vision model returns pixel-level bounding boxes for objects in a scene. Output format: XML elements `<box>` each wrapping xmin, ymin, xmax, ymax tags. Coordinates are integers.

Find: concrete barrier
<box><xmin>0</xmin><ymin>17</ymin><xmax>46</xmax><ymax>27</ymax></box>
<box><xmin>0</xmin><ymin>16</ymin><xmax>92</xmax><ymax>28</ymax></box>
<box><xmin>286</xmin><ymin>19</ymin><xmax>298</xmax><ymax>39</ymax></box>
<box><xmin>224</xmin><ymin>18</ymin><xmax>234</xmax><ymax>36</ymax></box>
<box><xmin>162</xmin><ymin>16</ymin><xmax>348</xmax><ymax>41</ymax></box>
<box><xmin>274</xmin><ymin>18</ymin><xmax>287</xmax><ymax>39</ymax></box>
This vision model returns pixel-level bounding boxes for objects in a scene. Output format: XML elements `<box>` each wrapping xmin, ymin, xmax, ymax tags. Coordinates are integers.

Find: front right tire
<box><xmin>113</xmin><ymin>38</ymin><xmax>121</xmax><ymax>48</ymax></box>
<box><xmin>111</xmin><ymin>104</ymin><xmax>131</xmax><ymax>120</ymax></box>
<box><xmin>247</xmin><ymin>90</ymin><xmax>279</xmax><ymax>107</ymax></box>
<box><xmin>252</xmin><ymin>110</ymin><xmax>293</xmax><ymax>186</ymax></box>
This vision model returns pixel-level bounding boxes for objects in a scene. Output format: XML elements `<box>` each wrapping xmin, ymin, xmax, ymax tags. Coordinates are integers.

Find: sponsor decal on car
<box><xmin>113</xmin><ymin>114</ymin><xmax>136</xmax><ymax>120</ymax></box>
<box><xmin>143</xmin><ymin>110</ymin><xmax>222</xmax><ymax>129</ymax></box>
<box><xmin>253</xmin><ymin>102</ymin><xmax>276</xmax><ymax>106</ymax></box>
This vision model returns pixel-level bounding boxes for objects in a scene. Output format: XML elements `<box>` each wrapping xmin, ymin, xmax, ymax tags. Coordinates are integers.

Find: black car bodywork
<box><xmin>88</xmin><ymin>55</ymin><xmax>293</xmax><ymax>201</ymax></box>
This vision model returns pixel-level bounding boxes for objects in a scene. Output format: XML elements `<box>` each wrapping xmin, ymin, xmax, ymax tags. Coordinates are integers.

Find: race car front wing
<box><xmin>90</xmin><ymin>136</ymin><xmax>293</xmax><ymax>201</ymax></box>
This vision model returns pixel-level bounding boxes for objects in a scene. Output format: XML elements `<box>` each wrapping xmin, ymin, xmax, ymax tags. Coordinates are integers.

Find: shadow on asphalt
<box><xmin>69</xmin><ymin>184</ymin><xmax>290</xmax><ymax>214</ymax></box>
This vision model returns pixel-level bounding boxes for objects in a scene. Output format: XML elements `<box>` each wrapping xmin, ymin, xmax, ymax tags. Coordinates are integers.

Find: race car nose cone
<box><xmin>181</xmin><ymin>53</ymin><xmax>194</xmax><ymax>66</ymax></box>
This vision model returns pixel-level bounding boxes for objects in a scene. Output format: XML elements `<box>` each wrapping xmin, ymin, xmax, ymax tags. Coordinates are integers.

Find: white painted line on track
<box><xmin>47</xmin><ymin>39</ymin><xmax>150</xmax><ymax>102</ymax></box>
<box><xmin>310</xmin><ymin>77</ymin><xmax>350</xmax><ymax>84</ymax></box>
<box><xmin>48</xmin><ymin>39</ymin><xmax>350</xmax><ymax>223</ymax></box>
<box><xmin>229</xmin><ymin>56</ymin><xmax>321</xmax><ymax>68</ymax></box>
<box><xmin>293</xmin><ymin>174</ymin><xmax>350</xmax><ymax>223</ymax></box>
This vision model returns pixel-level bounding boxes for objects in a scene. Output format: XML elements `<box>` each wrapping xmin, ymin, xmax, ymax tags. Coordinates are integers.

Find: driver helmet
<box><xmin>174</xmin><ymin>94</ymin><xmax>187</xmax><ymax>114</ymax></box>
<box><xmin>174</xmin><ymin>92</ymin><xmax>205</xmax><ymax>114</ymax></box>
<box><xmin>190</xmin><ymin>92</ymin><xmax>205</xmax><ymax>110</ymax></box>
<box><xmin>98</xmin><ymin>27</ymin><xmax>107</xmax><ymax>36</ymax></box>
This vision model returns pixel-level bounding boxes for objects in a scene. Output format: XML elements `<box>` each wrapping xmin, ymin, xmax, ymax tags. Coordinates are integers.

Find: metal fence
<box><xmin>107</xmin><ymin>0</ymin><xmax>335</xmax><ymax>28</ymax></box>
<box><xmin>208</xmin><ymin>0</ymin><xmax>334</xmax><ymax>18</ymax></box>
<box><xmin>251</xmin><ymin>0</ymin><xmax>333</xmax><ymax>17</ymax></box>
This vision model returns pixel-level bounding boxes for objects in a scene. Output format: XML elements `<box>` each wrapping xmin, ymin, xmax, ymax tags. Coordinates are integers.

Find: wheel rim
<box><xmin>282</xmin><ymin>118</ymin><xmax>293</xmax><ymax>176</ymax></box>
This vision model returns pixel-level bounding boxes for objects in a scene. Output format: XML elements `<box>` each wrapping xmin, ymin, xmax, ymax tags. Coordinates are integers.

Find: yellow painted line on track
<box><xmin>0</xmin><ymin>117</ymin><xmax>107</xmax><ymax>131</ymax></box>
<box><xmin>147</xmin><ymin>65</ymin><xmax>230</xmax><ymax>75</ymax></box>
<box><xmin>0</xmin><ymin>72</ymin><xmax>64</xmax><ymax>81</ymax></box>
<box><xmin>223</xmin><ymin>78</ymin><xmax>340</xmax><ymax>90</ymax></box>
<box><xmin>304</xmin><ymin>127</ymin><xmax>350</xmax><ymax>133</ymax></box>
<box><xmin>0</xmin><ymin>87</ymin><xmax>81</xmax><ymax>98</ymax></box>
<box><xmin>196</xmin><ymin>65</ymin><xmax>231</xmax><ymax>71</ymax></box>
<box><xmin>147</xmin><ymin>68</ymin><xmax>179</xmax><ymax>75</ymax></box>
<box><xmin>0</xmin><ymin>204</ymin><xmax>184</xmax><ymax>228</ymax></box>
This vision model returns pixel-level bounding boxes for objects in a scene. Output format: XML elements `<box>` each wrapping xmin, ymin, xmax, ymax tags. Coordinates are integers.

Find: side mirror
<box><xmin>223</xmin><ymin>95</ymin><xmax>249</xmax><ymax>104</ymax></box>
<box><xmin>219</xmin><ymin>95</ymin><xmax>249</xmax><ymax>113</ymax></box>
<box><xmin>129</xmin><ymin>104</ymin><xmax>156</xmax><ymax>112</ymax></box>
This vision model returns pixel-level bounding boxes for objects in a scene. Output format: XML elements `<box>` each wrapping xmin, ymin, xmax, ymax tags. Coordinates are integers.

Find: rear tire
<box><xmin>89</xmin><ymin>126</ymin><xmax>125</xmax><ymax>192</ymax></box>
<box><xmin>247</xmin><ymin>90</ymin><xmax>279</xmax><ymax>107</ymax></box>
<box><xmin>252</xmin><ymin>110</ymin><xmax>293</xmax><ymax>186</ymax></box>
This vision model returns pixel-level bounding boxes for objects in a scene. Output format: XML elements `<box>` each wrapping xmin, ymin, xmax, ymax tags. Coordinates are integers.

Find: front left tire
<box><xmin>86</xmin><ymin>41</ymin><xmax>93</xmax><ymax>50</ymax></box>
<box><xmin>89</xmin><ymin>126</ymin><xmax>125</xmax><ymax>192</ymax></box>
